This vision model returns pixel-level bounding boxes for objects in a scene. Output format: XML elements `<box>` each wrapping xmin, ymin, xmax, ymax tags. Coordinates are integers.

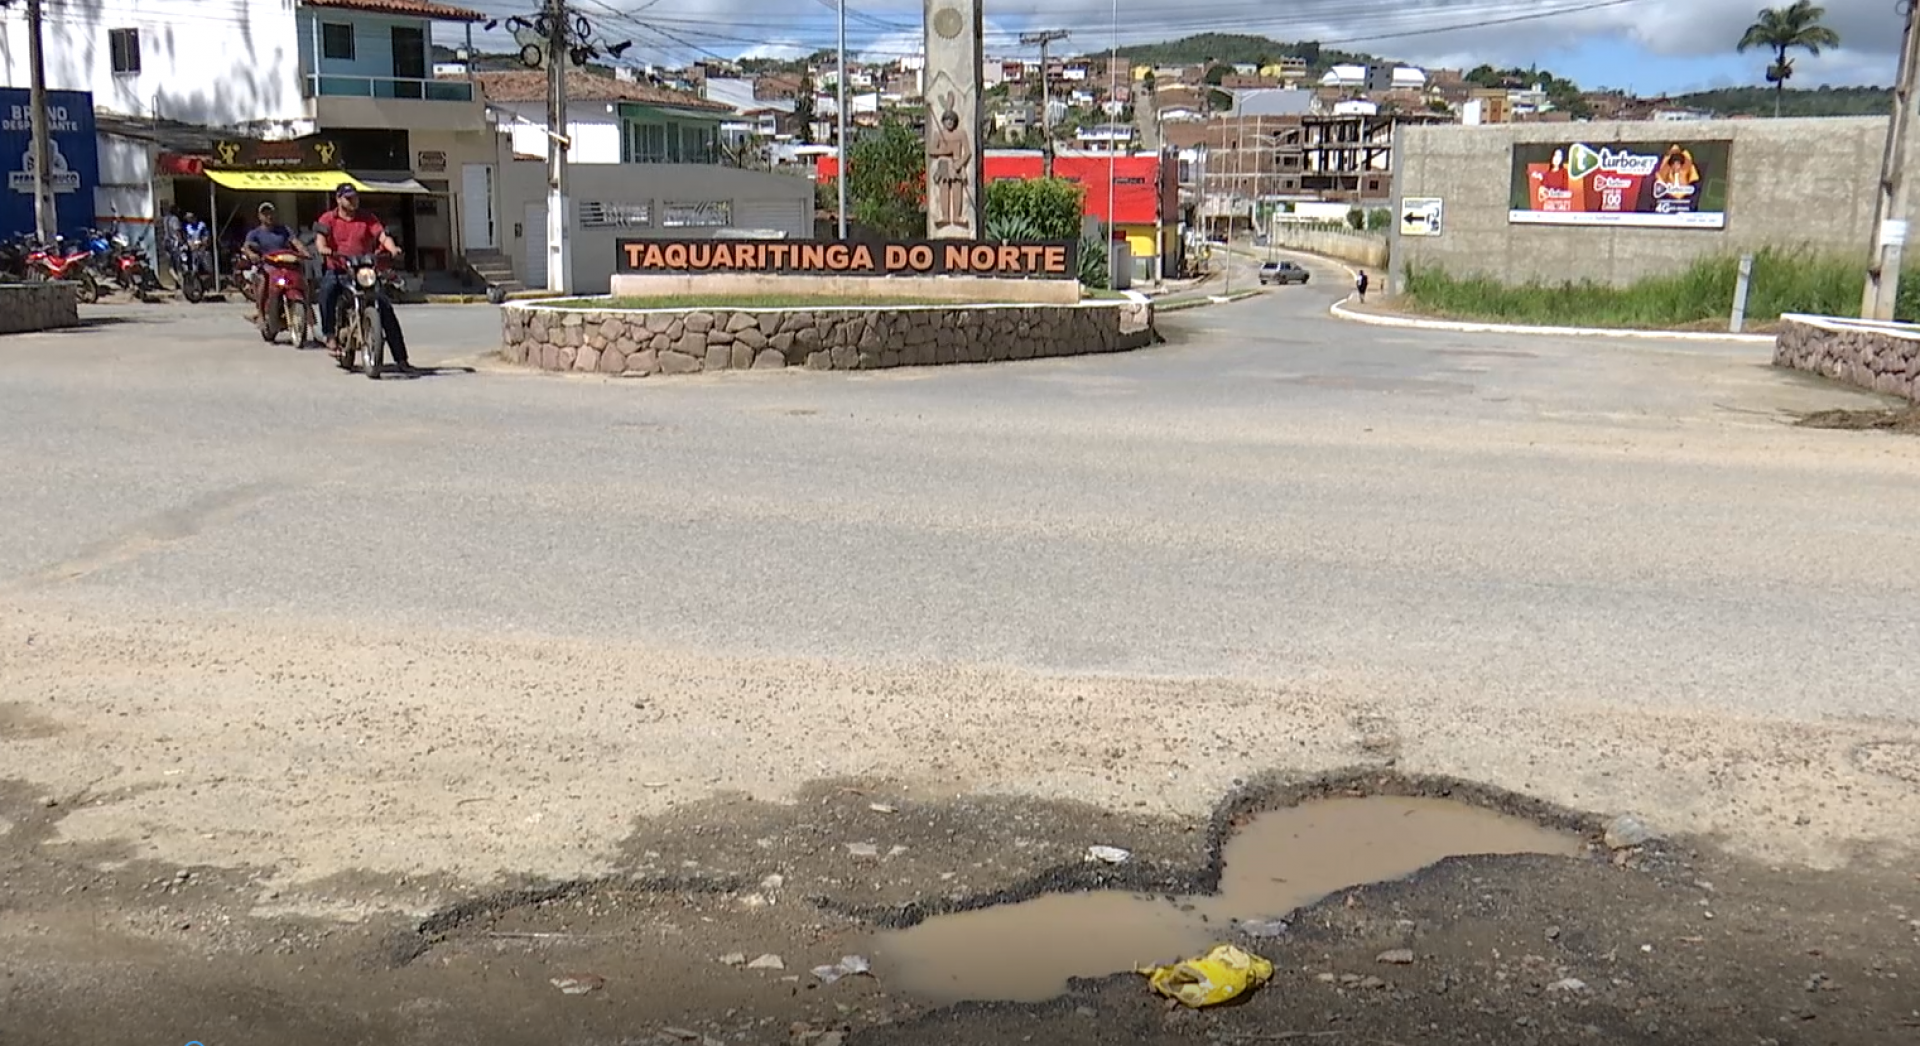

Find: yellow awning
<box><xmin>205</xmin><ymin>169</ymin><xmax>362</xmax><ymax>192</ymax></box>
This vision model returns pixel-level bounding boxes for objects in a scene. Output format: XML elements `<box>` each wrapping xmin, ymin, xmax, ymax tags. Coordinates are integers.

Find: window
<box><xmin>626</xmin><ymin>123</ymin><xmax>669</xmax><ymax>163</ymax></box>
<box><xmin>321</xmin><ymin>22</ymin><xmax>354</xmax><ymax>61</ymax></box>
<box><xmin>108</xmin><ymin>29</ymin><xmax>140</xmax><ymax>74</ymax></box>
<box><xmin>661</xmin><ymin>201</ymin><xmax>731</xmax><ymax>228</ymax></box>
<box><xmin>579</xmin><ymin>201</ymin><xmax>651</xmax><ymax>229</ymax></box>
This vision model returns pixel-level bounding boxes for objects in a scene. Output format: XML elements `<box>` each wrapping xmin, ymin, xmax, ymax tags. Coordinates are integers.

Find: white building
<box><xmin>1320</xmin><ymin>64</ymin><xmax>1368</xmax><ymax>88</ymax></box>
<box><xmin>478</xmin><ymin>69</ymin><xmax>736</xmax><ymax>166</ymax></box>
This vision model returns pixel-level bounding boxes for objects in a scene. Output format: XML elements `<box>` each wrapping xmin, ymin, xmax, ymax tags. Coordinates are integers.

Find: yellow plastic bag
<box><xmin>1139</xmin><ymin>943</ymin><xmax>1274</xmax><ymax>1007</ymax></box>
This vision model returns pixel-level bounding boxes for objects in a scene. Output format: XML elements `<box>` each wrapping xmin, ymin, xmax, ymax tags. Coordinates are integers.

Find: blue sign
<box><xmin>1</xmin><ymin>88</ymin><xmax>98</xmax><ymax>240</ymax></box>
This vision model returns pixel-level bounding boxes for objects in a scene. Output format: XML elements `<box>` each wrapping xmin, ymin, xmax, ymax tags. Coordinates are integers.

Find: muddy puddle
<box><xmin>872</xmin><ymin>796</ymin><xmax>1583</xmax><ymax>1003</ymax></box>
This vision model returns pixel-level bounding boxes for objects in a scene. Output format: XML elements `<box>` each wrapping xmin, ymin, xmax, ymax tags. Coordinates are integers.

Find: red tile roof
<box><xmin>474</xmin><ymin>69</ymin><xmax>731</xmax><ymax>111</ymax></box>
<box><xmin>304</xmin><ymin>0</ymin><xmax>486</xmax><ymax>21</ymax></box>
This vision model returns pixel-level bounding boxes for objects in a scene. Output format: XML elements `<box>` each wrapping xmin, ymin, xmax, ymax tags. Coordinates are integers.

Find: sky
<box><xmin>458</xmin><ymin>0</ymin><xmax>1901</xmax><ymax>97</ymax></box>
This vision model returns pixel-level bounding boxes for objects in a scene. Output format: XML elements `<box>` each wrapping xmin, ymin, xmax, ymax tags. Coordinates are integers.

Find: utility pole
<box><xmin>1863</xmin><ymin>0</ymin><xmax>1920</xmax><ymax>320</ymax></box>
<box><xmin>545</xmin><ymin>0</ymin><xmax>571</xmax><ymax>294</ymax></box>
<box><xmin>1020</xmin><ymin>29</ymin><xmax>1068</xmax><ymax>178</ymax></box>
<box><xmin>836</xmin><ymin>0</ymin><xmax>848</xmax><ymax>239</ymax></box>
<box><xmin>26</xmin><ymin>0</ymin><xmax>56</xmax><ymax>241</ymax></box>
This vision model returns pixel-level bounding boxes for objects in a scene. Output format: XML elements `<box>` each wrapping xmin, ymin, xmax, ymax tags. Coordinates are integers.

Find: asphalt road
<box><xmin>3</xmin><ymin>261</ymin><xmax>1919</xmax><ymax>891</ymax></box>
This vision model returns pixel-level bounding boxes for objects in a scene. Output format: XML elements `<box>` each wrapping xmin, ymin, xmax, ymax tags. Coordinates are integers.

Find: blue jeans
<box><xmin>319</xmin><ymin>271</ymin><xmax>409</xmax><ymax>365</ymax></box>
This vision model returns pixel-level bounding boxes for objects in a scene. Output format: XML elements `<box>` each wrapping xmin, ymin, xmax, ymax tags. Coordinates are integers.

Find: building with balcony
<box><xmin>477</xmin><ymin>68</ymin><xmax>732</xmax><ymax>165</ymax></box>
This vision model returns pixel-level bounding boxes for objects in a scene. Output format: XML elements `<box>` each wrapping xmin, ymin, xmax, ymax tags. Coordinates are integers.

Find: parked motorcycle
<box><xmin>24</xmin><ymin>237</ymin><xmax>100</xmax><ymax>304</ymax></box>
<box><xmin>256</xmin><ymin>250</ymin><xmax>311</xmax><ymax>347</ymax></box>
<box><xmin>332</xmin><ymin>254</ymin><xmax>398</xmax><ymax>379</ymax></box>
<box><xmin>172</xmin><ymin>235</ymin><xmax>213</xmax><ymax>303</ymax></box>
<box><xmin>0</xmin><ymin>233</ymin><xmax>37</xmax><ymax>281</ymax></box>
<box><xmin>101</xmin><ymin>231</ymin><xmax>158</xmax><ymax>297</ymax></box>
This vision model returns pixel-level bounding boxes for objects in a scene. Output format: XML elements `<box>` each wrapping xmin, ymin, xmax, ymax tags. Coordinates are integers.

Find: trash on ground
<box><xmin>1376</xmin><ymin>948</ymin><xmax>1415</xmax><ymax>965</ymax></box>
<box><xmin>845</xmin><ymin>842</ymin><xmax>879</xmax><ymax>858</ymax></box>
<box><xmin>1086</xmin><ymin>845</ymin><xmax>1131</xmax><ymax>865</ymax></box>
<box><xmin>1237</xmin><ymin>917</ymin><xmax>1289</xmax><ymax>938</ymax></box>
<box><xmin>1604</xmin><ymin>813</ymin><xmax>1659</xmax><ymax>850</ymax></box>
<box><xmin>1138</xmin><ymin>943</ymin><xmax>1274</xmax><ymax>1008</ymax></box>
<box><xmin>869</xmin><ymin>803</ymin><xmax>897</xmax><ymax>814</ymax></box>
<box><xmin>549</xmin><ymin>974</ymin><xmax>604</xmax><ymax>995</ymax></box>
<box><xmin>746</xmin><ymin>953</ymin><xmax>785</xmax><ymax>970</ymax></box>
<box><xmin>717</xmin><ymin>952</ymin><xmax>746</xmax><ymax>966</ymax></box>
<box><xmin>760</xmin><ymin>873</ymin><xmax>785</xmax><ymax>890</ymax></box>
<box><xmin>1547</xmin><ymin>977</ymin><xmax>1590</xmax><ymax>993</ymax></box>
<box><xmin>811</xmin><ymin>955</ymin><xmax>873</xmax><ymax>984</ymax></box>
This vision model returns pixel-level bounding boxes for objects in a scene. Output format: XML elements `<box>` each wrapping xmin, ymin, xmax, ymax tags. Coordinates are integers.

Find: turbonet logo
<box><xmin>1563</xmin><ymin>143</ymin><xmax>1661</xmax><ymax>180</ymax></box>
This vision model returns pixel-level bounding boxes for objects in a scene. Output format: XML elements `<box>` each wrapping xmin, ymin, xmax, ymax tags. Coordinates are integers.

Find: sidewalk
<box><xmin>1329</xmin><ymin>296</ymin><xmax>1776</xmax><ymax>344</ymax></box>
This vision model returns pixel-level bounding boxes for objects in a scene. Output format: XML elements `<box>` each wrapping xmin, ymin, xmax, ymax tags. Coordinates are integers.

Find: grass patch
<box><xmin>1402</xmin><ymin>249</ymin><xmax>1920</xmax><ymax>330</ymax></box>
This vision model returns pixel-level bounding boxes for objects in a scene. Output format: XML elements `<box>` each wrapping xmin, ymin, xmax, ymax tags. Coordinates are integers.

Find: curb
<box><xmin>1328</xmin><ymin>300</ymin><xmax>1777</xmax><ymax>345</ymax></box>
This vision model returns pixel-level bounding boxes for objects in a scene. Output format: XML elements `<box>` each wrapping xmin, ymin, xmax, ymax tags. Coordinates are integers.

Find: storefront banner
<box><xmin>1509</xmin><ymin>140</ymin><xmax>1729</xmax><ymax>230</ymax></box>
<box><xmin>2</xmin><ymin>88</ymin><xmax>99</xmax><ymax>240</ymax></box>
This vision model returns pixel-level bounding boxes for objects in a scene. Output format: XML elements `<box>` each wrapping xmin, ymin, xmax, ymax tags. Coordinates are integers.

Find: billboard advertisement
<box><xmin>1508</xmin><ymin>140</ymin><xmax>1729</xmax><ymax>229</ymax></box>
<box><xmin>1</xmin><ymin>88</ymin><xmax>99</xmax><ymax>240</ymax></box>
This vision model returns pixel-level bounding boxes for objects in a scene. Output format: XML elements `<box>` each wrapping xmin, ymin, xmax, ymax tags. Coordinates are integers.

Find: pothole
<box><xmin>870</xmin><ymin>795</ymin><xmax>1583</xmax><ymax>1004</ymax></box>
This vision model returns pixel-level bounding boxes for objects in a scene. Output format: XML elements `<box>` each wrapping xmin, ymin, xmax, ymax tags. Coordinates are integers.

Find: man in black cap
<box><xmin>314</xmin><ymin>182</ymin><xmax>416</xmax><ymax>374</ymax></box>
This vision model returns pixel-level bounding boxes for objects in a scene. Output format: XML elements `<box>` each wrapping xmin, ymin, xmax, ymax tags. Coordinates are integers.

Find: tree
<box><xmin>844</xmin><ymin>119</ymin><xmax>925</xmax><ymax>239</ymax></box>
<box><xmin>1738</xmin><ymin>1</ymin><xmax>1842</xmax><ymax>118</ymax></box>
<box><xmin>793</xmin><ymin>74</ymin><xmax>817</xmax><ymax>145</ymax></box>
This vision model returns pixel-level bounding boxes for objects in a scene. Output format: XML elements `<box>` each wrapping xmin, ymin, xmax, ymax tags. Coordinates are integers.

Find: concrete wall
<box><xmin>499</xmin><ymin>101</ymin><xmax>625</xmax><ymax>165</ymax></box>
<box><xmin>0</xmin><ymin>283</ymin><xmax>80</xmax><ymax>335</ymax></box>
<box><xmin>1391</xmin><ymin>118</ymin><xmax>1907</xmax><ymax>290</ymax></box>
<box><xmin>1775</xmin><ymin>314</ymin><xmax>1920</xmax><ymax>402</ymax></box>
<box><xmin>1268</xmin><ymin>224</ymin><xmax>1387</xmax><ymax>269</ymax></box>
<box><xmin>502</xmin><ymin>299</ymin><xmax>1155</xmax><ymax>376</ymax></box>
<box><xmin>499</xmin><ymin>140</ymin><xmax>816</xmax><ymax>293</ymax></box>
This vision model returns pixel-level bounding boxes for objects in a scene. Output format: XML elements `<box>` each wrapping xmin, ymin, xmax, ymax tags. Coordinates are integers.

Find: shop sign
<box><xmin>615</xmin><ymin>238</ymin><xmax>1079</xmax><ymax>279</ymax></box>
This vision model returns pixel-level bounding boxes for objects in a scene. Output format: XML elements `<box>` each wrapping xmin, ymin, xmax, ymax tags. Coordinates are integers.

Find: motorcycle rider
<box><xmin>241</xmin><ymin>202</ymin><xmax>313</xmax><ymax>338</ymax></box>
<box><xmin>180</xmin><ymin>211</ymin><xmax>211</xmax><ymax>284</ymax></box>
<box><xmin>314</xmin><ymin>183</ymin><xmax>416</xmax><ymax>375</ymax></box>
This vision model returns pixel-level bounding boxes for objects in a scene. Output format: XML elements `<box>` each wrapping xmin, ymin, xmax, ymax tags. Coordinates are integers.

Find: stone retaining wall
<box><xmin>0</xmin><ymin>282</ymin><xmax>81</xmax><ymax>335</ymax></box>
<box><xmin>501</xmin><ymin>300</ymin><xmax>1155</xmax><ymax>376</ymax></box>
<box><xmin>1774</xmin><ymin>314</ymin><xmax>1920</xmax><ymax>402</ymax></box>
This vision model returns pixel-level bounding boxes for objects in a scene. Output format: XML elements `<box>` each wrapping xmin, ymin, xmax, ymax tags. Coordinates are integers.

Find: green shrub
<box><xmin>1402</xmin><ymin>249</ymin><xmax>1918</xmax><ymax>328</ymax></box>
<box><xmin>985</xmin><ymin>177</ymin><xmax>1084</xmax><ymax>241</ymax></box>
<box><xmin>1078</xmin><ymin>232</ymin><xmax>1111</xmax><ymax>290</ymax></box>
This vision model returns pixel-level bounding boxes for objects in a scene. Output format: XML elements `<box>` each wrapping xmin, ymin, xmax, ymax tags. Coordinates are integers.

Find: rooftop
<box><xmin>303</xmin><ymin>0</ymin><xmax>486</xmax><ymax>21</ymax></box>
<box><xmin>473</xmin><ymin>69</ymin><xmax>730</xmax><ymax>111</ymax></box>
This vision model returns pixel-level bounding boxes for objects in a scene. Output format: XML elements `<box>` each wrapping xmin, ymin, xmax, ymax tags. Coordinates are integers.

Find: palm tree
<box><xmin>1737</xmin><ymin>1</ymin><xmax>1842</xmax><ymax>118</ymax></box>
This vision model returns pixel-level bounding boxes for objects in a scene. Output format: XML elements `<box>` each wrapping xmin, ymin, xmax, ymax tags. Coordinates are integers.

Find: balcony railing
<box><xmin>308</xmin><ymin>75</ymin><xmax>473</xmax><ymax>102</ymax></box>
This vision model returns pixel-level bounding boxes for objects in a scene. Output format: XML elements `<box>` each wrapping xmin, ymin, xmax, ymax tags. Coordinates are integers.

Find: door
<box><xmin>461</xmin><ymin>163</ymin><xmax>495</xmax><ymax>250</ymax></box>
<box><xmin>391</xmin><ymin>26</ymin><xmax>426</xmax><ymax>98</ymax></box>
<box><xmin>523</xmin><ymin>203</ymin><xmax>547</xmax><ymax>289</ymax></box>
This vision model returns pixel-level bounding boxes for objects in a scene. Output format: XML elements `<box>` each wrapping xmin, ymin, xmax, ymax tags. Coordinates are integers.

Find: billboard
<box><xmin>1</xmin><ymin>88</ymin><xmax>99</xmax><ymax>240</ymax></box>
<box><xmin>1508</xmin><ymin>140</ymin><xmax>1729</xmax><ymax>230</ymax></box>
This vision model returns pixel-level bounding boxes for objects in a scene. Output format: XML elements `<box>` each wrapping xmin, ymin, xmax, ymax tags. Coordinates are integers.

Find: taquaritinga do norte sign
<box><xmin>616</xmin><ymin>238</ymin><xmax>1079</xmax><ymax>280</ymax></box>
<box><xmin>1509</xmin><ymin>140</ymin><xmax>1730</xmax><ymax>229</ymax></box>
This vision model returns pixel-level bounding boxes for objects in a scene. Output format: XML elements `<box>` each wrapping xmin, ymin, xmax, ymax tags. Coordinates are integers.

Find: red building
<box><xmin>816</xmin><ymin>149</ymin><xmax>1182</xmax><ymax>279</ymax></box>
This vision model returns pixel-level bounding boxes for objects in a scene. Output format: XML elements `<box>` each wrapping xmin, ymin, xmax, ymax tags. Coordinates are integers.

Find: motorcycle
<box><xmin>332</xmin><ymin>253</ymin><xmax>398</xmax><ymax>379</ymax></box>
<box><xmin>173</xmin><ymin>236</ymin><xmax>212</xmax><ymax>302</ymax></box>
<box><xmin>256</xmin><ymin>250</ymin><xmax>311</xmax><ymax>347</ymax></box>
<box><xmin>24</xmin><ymin>237</ymin><xmax>100</xmax><ymax>304</ymax></box>
<box><xmin>102</xmin><ymin>231</ymin><xmax>158</xmax><ymax>297</ymax></box>
<box><xmin>0</xmin><ymin>233</ymin><xmax>37</xmax><ymax>281</ymax></box>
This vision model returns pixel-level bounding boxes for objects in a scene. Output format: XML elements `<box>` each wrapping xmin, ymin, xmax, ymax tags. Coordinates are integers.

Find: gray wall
<box><xmin>498</xmin><ymin>143</ymin><xmax>815</xmax><ymax>294</ymax></box>
<box><xmin>1390</xmin><ymin>117</ymin><xmax>1906</xmax><ymax>290</ymax></box>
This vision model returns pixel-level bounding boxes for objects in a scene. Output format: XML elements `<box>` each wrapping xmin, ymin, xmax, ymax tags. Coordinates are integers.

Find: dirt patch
<box><xmin>5</xmin><ymin>768</ymin><xmax>1917</xmax><ymax>1045</ymax></box>
<box><xmin>1796</xmin><ymin>406</ymin><xmax>1920</xmax><ymax>435</ymax></box>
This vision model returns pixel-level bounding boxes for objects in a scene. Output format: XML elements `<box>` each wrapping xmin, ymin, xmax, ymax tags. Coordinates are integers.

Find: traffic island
<box><xmin>500</xmin><ymin>297</ymin><xmax>1155</xmax><ymax>376</ymax></box>
<box><xmin>0</xmin><ymin>283</ymin><xmax>81</xmax><ymax>335</ymax></box>
<box><xmin>1774</xmin><ymin>313</ymin><xmax>1920</xmax><ymax>403</ymax></box>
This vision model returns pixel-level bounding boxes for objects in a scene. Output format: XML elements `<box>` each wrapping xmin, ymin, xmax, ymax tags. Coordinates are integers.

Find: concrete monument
<box><xmin>923</xmin><ymin>0</ymin><xmax>983</xmax><ymax>239</ymax></box>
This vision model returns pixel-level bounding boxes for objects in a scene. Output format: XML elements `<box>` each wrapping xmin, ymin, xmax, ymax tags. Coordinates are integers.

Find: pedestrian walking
<box><xmin>1354</xmin><ymin>269</ymin><xmax>1370</xmax><ymax>303</ymax></box>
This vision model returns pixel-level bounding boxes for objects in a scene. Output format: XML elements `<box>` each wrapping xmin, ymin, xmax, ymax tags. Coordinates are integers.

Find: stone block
<box><xmin>705</xmin><ymin>344</ymin><xmax>732</xmax><ymax>371</ymax></box>
<box><xmin>805</xmin><ymin>350</ymin><xmax>833</xmax><ymax>370</ymax></box>
<box><xmin>726</xmin><ymin>311</ymin><xmax>758</xmax><ymax>333</ymax></box>
<box><xmin>731</xmin><ymin>344</ymin><xmax>754</xmax><ymax>370</ymax></box>
<box><xmin>666</xmin><ymin>318</ymin><xmax>686</xmax><ymax>341</ymax></box>
<box><xmin>601</xmin><ymin>316</ymin><xmax>626</xmax><ymax>342</ymax></box>
<box><xmin>674</xmin><ymin>332</ymin><xmax>707</xmax><ymax>356</ymax></box>
<box><xmin>626</xmin><ymin>349</ymin><xmax>659</xmax><ymax>375</ymax></box>
<box><xmin>598</xmin><ymin>346</ymin><xmax>627</xmax><ymax>373</ymax></box>
<box><xmin>651</xmin><ymin>333</ymin><xmax>673</xmax><ymax>352</ymax></box>
<box><xmin>684</xmin><ymin>311</ymin><xmax>715</xmax><ymax>334</ymax></box>
<box><xmin>794</xmin><ymin>327</ymin><xmax>824</xmax><ymax>352</ymax></box>
<box><xmin>707</xmin><ymin>329</ymin><xmax>735</xmax><ymax>346</ymax></box>
<box><xmin>561</xmin><ymin>311</ymin><xmax>584</xmax><ymax>327</ymax></box>
<box><xmin>752</xmin><ymin>348</ymin><xmax>786</xmax><ymax>370</ymax></box>
<box><xmin>504</xmin><ymin>341</ymin><xmax>527</xmax><ymax>365</ymax></box>
<box><xmin>735</xmin><ymin>326</ymin><xmax>768</xmax><ymax>350</ymax></box>
<box><xmin>575</xmin><ymin>346</ymin><xmax>601</xmax><ymax>372</ymax></box>
<box><xmin>659</xmin><ymin>350</ymin><xmax>702</xmax><ymax>374</ymax></box>
<box><xmin>557</xmin><ymin>346</ymin><xmax>577</xmax><ymax>370</ymax></box>
<box><xmin>830</xmin><ymin>344</ymin><xmax>858</xmax><ymax>369</ymax></box>
<box><xmin>770</xmin><ymin>331</ymin><xmax>796</xmax><ymax>353</ymax></box>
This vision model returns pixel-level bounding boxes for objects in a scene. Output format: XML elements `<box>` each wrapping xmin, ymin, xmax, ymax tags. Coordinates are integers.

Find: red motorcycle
<box><xmin>255</xmin><ymin>250</ymin><xmax>312</xmax><ymax>346</ymax></box>
<box><xmin>24</xmin><ymin>239</ymin><xmax>100</xmax><ymax>304</ymax></box>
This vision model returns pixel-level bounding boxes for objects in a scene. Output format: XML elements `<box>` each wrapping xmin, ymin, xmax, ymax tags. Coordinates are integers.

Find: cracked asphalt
<box><xmin>2</xmin><ymin>260</ymin><xmax>1919</xmax><ymax>1044</ymax></box>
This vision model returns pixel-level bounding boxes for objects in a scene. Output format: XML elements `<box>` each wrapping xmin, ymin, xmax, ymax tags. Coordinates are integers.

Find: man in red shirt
<box><xmin>315</xmin><ymin>183</ymin><xmax>416</xmax><ymax>374</ymax></box>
